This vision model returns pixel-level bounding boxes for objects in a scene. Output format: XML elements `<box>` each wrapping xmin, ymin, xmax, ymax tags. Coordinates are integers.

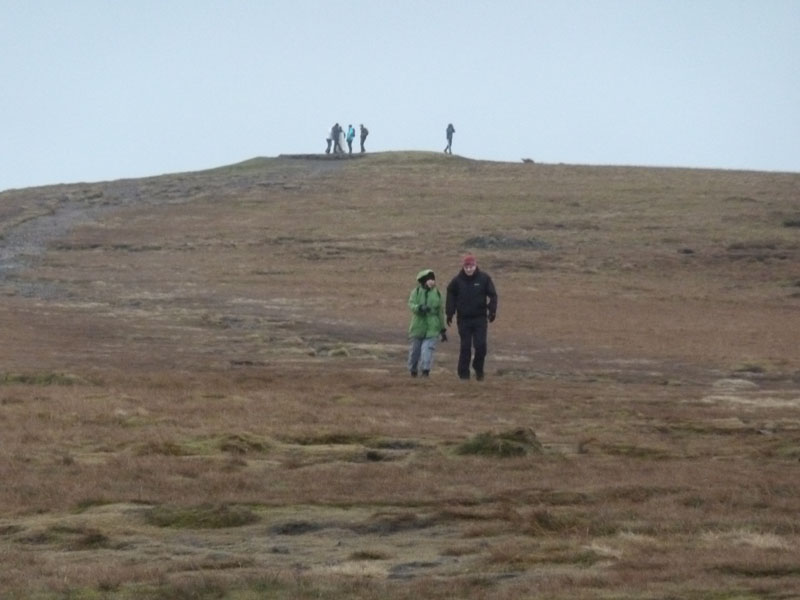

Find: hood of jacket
<box><xmin>416</xmin><ymin>269</ymin><xmax>435</xmax><ymax>283</ymax></box>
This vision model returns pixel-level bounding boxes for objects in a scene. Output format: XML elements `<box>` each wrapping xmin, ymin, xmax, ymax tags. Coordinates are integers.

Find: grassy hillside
<box><xmin>1</xmin><ymin>152</ymin><xmax>799</xmax><ymax>598</ymax></box>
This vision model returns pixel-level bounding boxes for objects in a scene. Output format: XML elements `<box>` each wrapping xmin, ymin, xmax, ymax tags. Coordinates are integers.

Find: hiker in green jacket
<box><xmin>407</xmin><ymin>269</ymin><xmax>447</xmax><ymax>377</ymax></box>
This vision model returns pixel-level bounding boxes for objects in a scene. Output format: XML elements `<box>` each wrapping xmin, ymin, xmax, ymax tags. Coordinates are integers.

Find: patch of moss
<box><xmin>74</xmin><ymin>498</ymin><xmax>113</xmax><ymax>513</ymax></box>
<box><xmin>145</xmin><ymin>504</ymin><xmax>259</xmax><ymax>529</ymax></box>
<box><xmin>135</xmin><ymin>440</ymin><xmax>193</xmax><ymax>456</ymax></box>
<box><xmin>716</xmin><ymin>563</ymin><xmax>800</xmax><ymax>577</ymax></box>
<box><xmin>456</xmin><ymin>428</ymin><xmax>542</xmax><ymax>458</ymax></box>
<box><xmin>0</xmin><ymin>372</ymin><xmax>85</xmax><ymax>386</ymax></box>
<box><xmin>218</xmin><ymin>432</ymin><xmax>270</xmax><ymax>454</ymax></box>
<box><xmin>349</xmin><ymin>549</ymin><xmax>390</xmax><ymax>560</ymax></box>
<box><xmin>289</xmin><ymin>432</ymin><xmax>371</xmax><ymax>446</ymax></box>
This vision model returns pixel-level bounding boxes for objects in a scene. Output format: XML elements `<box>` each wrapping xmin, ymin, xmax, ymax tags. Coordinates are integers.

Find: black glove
<box><xmin>440</xmin><ymin>330</ymin><xmax>447</xmax><ymax>342</ymax></box>
<box><xmin>488</xmin><ymin>313</ymin><xmax>496</xmax><ymax>323</ymax></box>
<box><xmin>446</xmin><ymin>315</ymin><xmax>452</xmax><ymax>326</ymax></box>
<box><xmin>418</xmin><ymin>305</ymin><xmax>430</xmax><ymax>315</ymax></box>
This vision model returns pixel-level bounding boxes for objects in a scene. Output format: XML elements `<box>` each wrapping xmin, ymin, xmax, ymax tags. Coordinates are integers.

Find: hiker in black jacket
<box><xmin>445</xmin><ymin>254</ymin><xmax>498</xmax><ymax>381</ymax></box>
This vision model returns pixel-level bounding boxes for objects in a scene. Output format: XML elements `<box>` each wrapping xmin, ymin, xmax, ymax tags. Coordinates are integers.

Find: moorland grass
<box><xmin>1</xmin><ymin>154</ymin><xmax>799</xmax><ymax>599</ymax></box>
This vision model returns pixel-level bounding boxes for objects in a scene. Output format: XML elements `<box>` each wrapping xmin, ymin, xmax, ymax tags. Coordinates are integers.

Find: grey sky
<box><xmin>2</xmin><ymin>0</ymin><xmax>799</xmax><ymax>191</ymax></box>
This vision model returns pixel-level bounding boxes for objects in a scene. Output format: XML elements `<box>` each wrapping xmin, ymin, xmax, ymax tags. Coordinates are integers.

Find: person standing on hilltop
<box><xmin>360</xmin><ymin>124</ymin><xmax>369</xmax><ymax>153</ymax></box>
<box><xmin>444</xmin><ymin>123</ymin><xmax>455</xmax><ymax>154</ymax></box>
<box><xmin>346</xmin><ymin>124</ymin><xmax>356</xmax><ymax>155</ymax></box>
<box><xmin>407</xmin><ymin>269</ymin><xmax>447</xmax><ymax>378</ymax></box>
<box><xmin>332</xmin><ymin>123</ymin><xmax>343</xmax><ymax>154</ymax></box>
<box><xmin>325</xmin><ymin>124</ymin><xmax>335</xmax><ymax>154</ymax></box>
<box><xmin>446</xmin><ymin>254</ymin><xmax>497</xmax><ymax>381</ymax></box>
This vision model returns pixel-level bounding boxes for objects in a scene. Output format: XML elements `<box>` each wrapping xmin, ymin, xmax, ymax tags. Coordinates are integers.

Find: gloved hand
<box><xmin>418</xmin><ymin>305</ymin><xmax>430</xmax><ymax>315</ymax></box>
<box><xmin>446</xmin><ymin>315</ymin><xmax>452</xmax><ymax>326</ymax></box>
<box><xmin>488</xmin><ymin>313</ymin><xmax>496</xmax><ymax>323</ymax></box>
<box><xmin>440</xmin><ymin>330</ymin><xmax>447</xmax><ymax>342</ymax></box>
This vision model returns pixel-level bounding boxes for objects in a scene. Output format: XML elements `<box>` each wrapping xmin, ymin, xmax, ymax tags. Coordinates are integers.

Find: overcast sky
<box><xmin>2</xmin><ymin>0</ymin><xmax>799</xmax><ymax>191</ymax></box>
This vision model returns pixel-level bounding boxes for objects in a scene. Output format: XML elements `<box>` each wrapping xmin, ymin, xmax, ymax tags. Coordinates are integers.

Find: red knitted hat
<box><xmin>462</xmin><ymin>254</ymin><xmax>477</xmax><ymax>266</ymax></box>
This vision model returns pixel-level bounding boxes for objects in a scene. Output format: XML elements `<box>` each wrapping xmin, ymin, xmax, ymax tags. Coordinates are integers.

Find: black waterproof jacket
<box><xmin>445</xmin><ymin>268</ymin><xmax>498</xmax><ymax>321</ymax></box>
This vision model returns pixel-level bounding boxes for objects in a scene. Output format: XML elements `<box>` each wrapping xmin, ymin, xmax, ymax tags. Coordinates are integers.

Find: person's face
<box><xmin>463</xmin><ymin>263</ymin><xmax>477</xmax><ymax>275</ymax></box>
<box><xmin>425</xmin><ymin>278</ymin><xmax>436</xmax><ymax>288</ymax></box>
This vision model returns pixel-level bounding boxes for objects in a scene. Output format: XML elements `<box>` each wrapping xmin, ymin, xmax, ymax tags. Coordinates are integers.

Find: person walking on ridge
<box><xmin>407</xmin><ymin>269</ymin><xmax>447</xmax><ymax>377</ymax></box>
<box><xmin>445</xmin><ymin>254</ymin><xmax>497</xmax><ymax>380</ymax></box>
<box><xmin>360</xmin><ymin>124</ymin><xmax>369</xmax><ymax>153</ymax></box>
<box><xmin>444</xmin><ymin>123</ymin><xmax>455</xmax><ymax>154</ymax></box>
<box><xmin>346</xmin><ymin>124</ymin><xmax>356</xmax><ymax>154</ymax></box>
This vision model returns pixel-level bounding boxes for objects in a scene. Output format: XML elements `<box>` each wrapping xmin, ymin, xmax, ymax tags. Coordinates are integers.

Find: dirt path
<box><xmin>0</xmin><ymin>156</ymin><xmax>346</xmax><ymax>294</ymax></box>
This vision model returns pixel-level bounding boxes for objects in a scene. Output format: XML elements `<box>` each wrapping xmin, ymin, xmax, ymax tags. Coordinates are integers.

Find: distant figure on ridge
<box><xmin>332</xmin><ymin>123</ymin><xmax>343</xmax><ymax>154</ymax></box>
<box><xmin>360</xmin><ymin>124</ymin><xmax>369</xmax><ymax>153</ymax></box>
<box><xmin>346</xmin><ymin>124</ymin><xmax>356</xmax><ymax>155</ymax></box>
<box><xmin>444</xmin><ymin>123</ymin><xmax>455</xmax><ymax>154</ymax></box>
<box><xmin>325</xmin><ymin>124</ymin><xmax>334</xmax><ymax>154</ymax></box>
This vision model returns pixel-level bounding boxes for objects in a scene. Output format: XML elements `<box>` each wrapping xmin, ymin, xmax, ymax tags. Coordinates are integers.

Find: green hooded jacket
<box><xmin>408</xmin><ymin>269</ymin><xmax>445</xmax><ymax>338</ymax></box>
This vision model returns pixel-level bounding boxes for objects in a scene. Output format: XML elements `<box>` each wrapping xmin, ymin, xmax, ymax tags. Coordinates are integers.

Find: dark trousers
<box><xmin>457</xmin><ymin>317</ymin><xmax>487</xmax><ymax>378</ymax></box>
<box><xmin>360</xmin><ymin>137</ymin><xmax>366</xmax><ymax>152</ymax></box>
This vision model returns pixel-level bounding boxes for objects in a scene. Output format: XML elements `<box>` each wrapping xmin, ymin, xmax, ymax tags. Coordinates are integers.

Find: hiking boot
<box><xmin>421</xmin><ymin>370</ymin><xmax>430</xmax><ymax>377</ymax></box>
<box><xmin>475</xmin><ymin>372</ymin><xmax>485</xmax><ymax>381</ymax></box>
<box><xmin>410</xmin><ymin>371</ymin><xmax>418</xmax><ymax>378</ymax></box>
